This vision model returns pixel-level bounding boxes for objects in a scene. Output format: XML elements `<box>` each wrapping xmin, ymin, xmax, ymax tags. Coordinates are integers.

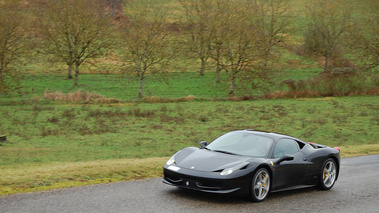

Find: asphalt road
<box><xmin>1</xmin><ymin>155</ymin><xmax>378</xmax><ymax>213</ymax></box>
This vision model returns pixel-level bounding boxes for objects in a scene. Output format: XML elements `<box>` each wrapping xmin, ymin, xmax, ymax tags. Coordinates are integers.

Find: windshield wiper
<box><xmin>212</xmin><ymin>150</ymin><xmax>241</xmax><ymax>156</ymax></box>
<box><xmin>204</xmin><ymin>147</ymin><xmax>211</xmax><ymax>151</ymax></box>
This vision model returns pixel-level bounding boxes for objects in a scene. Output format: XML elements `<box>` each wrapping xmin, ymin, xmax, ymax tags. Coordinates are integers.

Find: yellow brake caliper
<box><xmin>263</xmin><ymin>174</ymin><xmax>266</xmax><ymax>191</ymax></box>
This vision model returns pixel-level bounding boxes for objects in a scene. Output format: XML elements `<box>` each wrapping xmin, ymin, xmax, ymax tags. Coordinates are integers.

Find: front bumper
<box><xmin>162</xmin><ymin>165</ymin><xmax>252</xmax><ymax>197</ymax></box>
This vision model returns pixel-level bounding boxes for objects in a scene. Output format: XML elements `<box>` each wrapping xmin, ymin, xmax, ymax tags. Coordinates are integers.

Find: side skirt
<box><xmin>270</xmin><ymin>185</ymin><xmax>316</xmax><ymax>193</ymax></box>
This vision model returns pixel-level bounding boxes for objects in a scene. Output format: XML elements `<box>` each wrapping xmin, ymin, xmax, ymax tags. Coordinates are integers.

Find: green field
<box><xmin>1</xmin><ymin>95</ymin><xmax>378</xmax><ymax>195</ymax></box>
<box><xmin>1</xmin><ymin>68</ymin><xmax>325</xmax><ymax>103</ymax></box>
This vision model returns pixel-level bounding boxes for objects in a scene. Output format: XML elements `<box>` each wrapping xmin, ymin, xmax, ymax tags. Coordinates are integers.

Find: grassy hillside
<box><xmin>1</xmin><ymin>96</ymin><xmax>378</xmax><ymax>195</ymax></box>
<box><xmin>2</xmin><ymin>96</ymin><xmax>378</xmax><ymax>165</ymax></box>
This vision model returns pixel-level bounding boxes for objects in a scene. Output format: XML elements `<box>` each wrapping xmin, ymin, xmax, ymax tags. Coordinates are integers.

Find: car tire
<box><xmin>251</xmin><ymin>168</ymin><xmax>270</xmax><ymax>202</ymax></box>
<box><xmin>319</xmin><ymin>158</ymin><xmax>337</xmax><ymax>190</ymax></box>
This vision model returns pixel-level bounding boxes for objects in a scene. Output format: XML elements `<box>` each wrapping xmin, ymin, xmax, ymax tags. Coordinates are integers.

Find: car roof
<box><xmin>234</xmin><ymin>129</ymin><xmax>301</xmax><ymax>141</ymax></box>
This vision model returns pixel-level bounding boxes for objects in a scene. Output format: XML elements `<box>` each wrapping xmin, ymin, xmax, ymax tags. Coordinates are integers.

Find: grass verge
<box><xmin>0</xmin><ymin>157</ymin><xmax>168</xmax><ymax>196</ymax></box>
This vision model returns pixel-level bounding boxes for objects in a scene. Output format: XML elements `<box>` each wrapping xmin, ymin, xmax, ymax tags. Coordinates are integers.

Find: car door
<box><xmin>271</xmin><ymin>138</ymin><xmax>308</xmax><ymax>189</ymax></box>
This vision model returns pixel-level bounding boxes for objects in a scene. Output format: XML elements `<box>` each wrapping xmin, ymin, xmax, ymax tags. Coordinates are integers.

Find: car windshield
<box><xmin>206</xmin><ymin>132</ymin><xmax>274</xmax><ymax>157</ymax></box>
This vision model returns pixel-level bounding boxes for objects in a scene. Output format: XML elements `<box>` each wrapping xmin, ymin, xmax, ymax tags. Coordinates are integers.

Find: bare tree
<box><xmin>214</xmin><ymin>0</ymin><xmax>264</xmax><ymax>95</ymax></box>
<box><xmin>304</xmin><ymin>0</ymin><xmax>352</xmax><ymax>72</ymax></box>
<box><xmin>208</xmin><ymin>0</ymin><xmax>230</xmax><ymax>84</ymax></box>
<box><xmin>0</xmin><ymin>0</ymin><xmax>25</xmax><ymax>94</ymax></box>
<box><xmin>255</xmin><ymin>0</ymin><xmax>293</xmax><ymax>72</ymax></box>
<box><xmin>37</xmin><ymin>0</ymin><xmax>116</xmax><ymax>85</ymax></box>
<box><xmin>180</xmin><ymin>0</ymin><xmax>291</xmax><ymax>93</ymax></box>
<box><xmin>348</xmin><ymin>10</ymin><xmax>378</xmax><ymax>71</ymax></box>
<box><xmin>119</xmin><ymin>1</ymin><xmax>174</xmax><ymax>98</ymax></box>
<box><xmin>179</xmin><ymin>0</ymin><xmax>215</xmax><ymax>76</ymax></box>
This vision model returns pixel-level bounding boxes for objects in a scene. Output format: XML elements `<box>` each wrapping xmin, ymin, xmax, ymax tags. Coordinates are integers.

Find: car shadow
<box><xmin>165</xmin><ymin>187</ymin><xmax>246</xmax><ymax>204</ymax></box>
<box><xmin>164</xmin><ymin>186</ymin><xmax>318</xmax><ymax>204</ymax></box>
<box><xmin>267</xmin><ymin>186</ymin><xmax>318</xmax><ymax>200</ymax></box>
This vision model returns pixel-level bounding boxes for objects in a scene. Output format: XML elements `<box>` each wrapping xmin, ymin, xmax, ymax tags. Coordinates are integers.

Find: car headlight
<box><xmin>166</xmin><ymin>155</ymin><xmax>176</xmax><ymax>166</ymax></box>
<box><xmin>220</xmin><ymin>162</ymin><xmax>249</xmax><ymax>176</ymax></box>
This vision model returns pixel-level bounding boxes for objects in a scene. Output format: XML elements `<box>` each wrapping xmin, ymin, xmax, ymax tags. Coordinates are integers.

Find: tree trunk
<box><xmin>74</xmin><ymin>64</ymin><xmax>79</xmax><ymax>86</ymax></box>
<box><xmin>216</xmin><ymin>63</ymin><xmax>221</xmax><ymax>84</ymax></box>
<box><xmin>229</xmin><ymin>73</ymin><xmax>235</xmax><ymax>95</ymax></box>
<box><xmin>263</xmin><ymin>50</ymin><xmax>270</xmax><ymax>72</ymax></box>
<box><xmin>111</xmin><ymin>1</ymin><xmax>115</xmax><ymax>17</ymax></box>
<box><xmin>216</xmin><ymin>45</ymin><xmax>221</xmax><ymax>83</ymax></box>
<box><xmin>200</xmin><ymin>57</ymin><xmax>205</xmax><ymax>76</ymax></box>
<box><xmin>138</xmin><ymin>77</ymin><xmax>143</xmax><ymax>98</ymax></box>
<box><xmin>68</xmin><ymin>63</ymin><xmax>73</xmax><ymax>79</ymax></box>
<box><xmin>324</xmin><ymin>54</ymin><xmax>330</xmax><ymax>72</ymax></box>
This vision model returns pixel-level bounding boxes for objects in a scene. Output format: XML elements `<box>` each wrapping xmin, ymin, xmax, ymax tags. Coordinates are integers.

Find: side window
<box><xmin>273</xmin><ymin>139</ymin><xmax>300</xmax><ymax>158</ymax></box>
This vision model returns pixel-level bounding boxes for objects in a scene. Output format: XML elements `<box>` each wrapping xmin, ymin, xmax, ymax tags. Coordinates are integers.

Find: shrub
<box><xmin>43</xmin><ymin>90</ymin><xmax>121</xmax><ymax>104</ymax></box>
<box><xmin>274</xmin><ymin>68</ymin><xmax>378</xmax><ymax>98</ymax></box>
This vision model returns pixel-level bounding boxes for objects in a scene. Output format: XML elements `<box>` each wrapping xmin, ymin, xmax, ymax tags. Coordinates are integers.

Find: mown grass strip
<box><xmin>339</xmin><ymin>144</ymin><xmax>379</xmax><ymax>158</ymax></box>
<box><xmin>0</xmin><ymin>157</ymin><xmax>168</xmax><ymax>196</ymax></box>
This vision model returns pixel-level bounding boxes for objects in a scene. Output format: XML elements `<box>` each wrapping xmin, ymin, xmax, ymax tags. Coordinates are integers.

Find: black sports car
<box><xmin>162</xmin><ymin>130</ymin><xmax>340</xmax><ymax>202</ymax></box>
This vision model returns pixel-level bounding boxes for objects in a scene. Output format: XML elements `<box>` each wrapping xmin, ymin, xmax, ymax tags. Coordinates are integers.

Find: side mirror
<box><xmin>200</xmin><ymin>141</ymin><xmax>207</xmax><ymax>149</ymax></box>
<box><xmin>276</xmin><ymin>154</ymin><xmax>294</xmax><ymax>165</ymax></box>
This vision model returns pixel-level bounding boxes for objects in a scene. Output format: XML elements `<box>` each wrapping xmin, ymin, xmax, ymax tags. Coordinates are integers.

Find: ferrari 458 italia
<box><xmin>163</xmin><ymin>130</ymin><xmax>340</xmax><ymax>202</ymax></box>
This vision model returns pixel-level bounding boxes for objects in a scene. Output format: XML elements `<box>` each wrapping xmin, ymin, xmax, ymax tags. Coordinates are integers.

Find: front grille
<box><xmin>165</xmin><ymin>173</ymin><xmax>182</xmax><ymax>183</ymax></box>
<box><xmin>164</xmin><ymin>170</ymin><xmax>224</xmax><ymax>191</ymax></box>
<box><xmin>196</xmin><ymin>180</ymin><xmax>223</xmax><ymax>190</ymax></box>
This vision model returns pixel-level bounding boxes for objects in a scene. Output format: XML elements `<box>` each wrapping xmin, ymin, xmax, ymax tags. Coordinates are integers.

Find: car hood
<box><xmin>174</xmin><ymin>147</ymin><xmax>252</xmax><ymax>172</ymax></box>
